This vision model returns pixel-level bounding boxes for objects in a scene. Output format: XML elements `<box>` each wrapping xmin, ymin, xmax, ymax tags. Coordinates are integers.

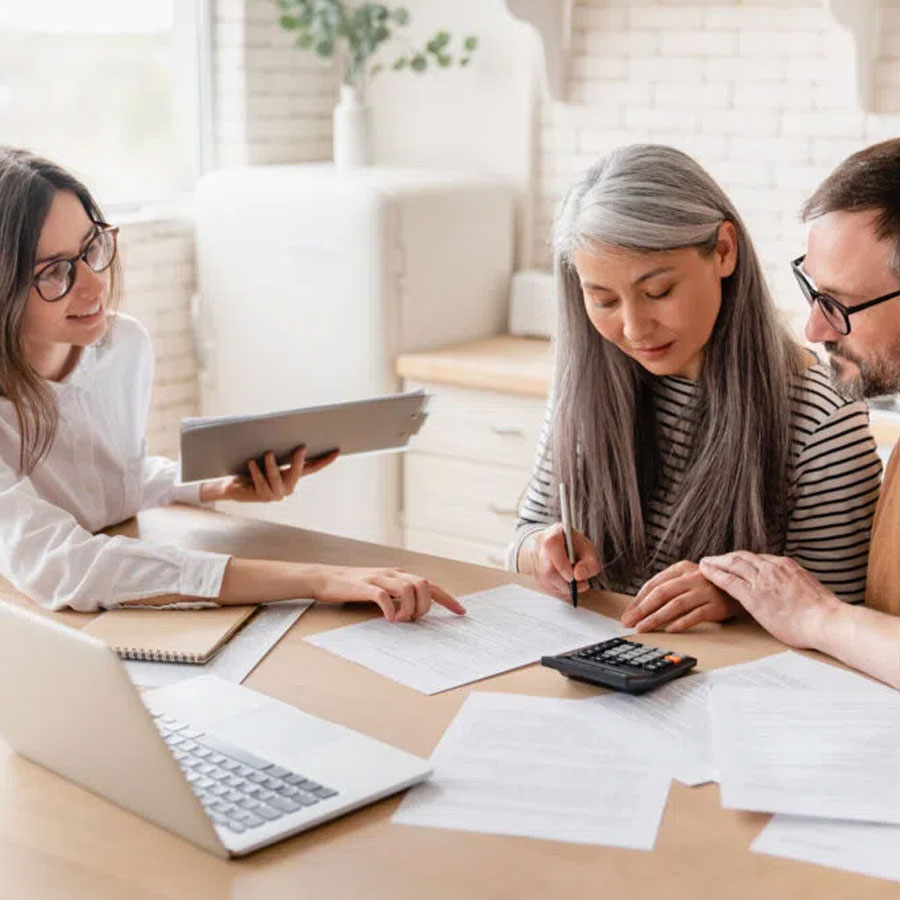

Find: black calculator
<box><xmin>541</xmin><ymin>637</ymin><xmax>697</xmax><ymax>694</ymax></box>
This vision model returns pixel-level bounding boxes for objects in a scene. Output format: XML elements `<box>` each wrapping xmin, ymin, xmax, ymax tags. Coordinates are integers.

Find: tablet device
<box><xmin>179</xmin><ymin>390</ymin><xmax>429</xmax><ymax>482</ymax></box>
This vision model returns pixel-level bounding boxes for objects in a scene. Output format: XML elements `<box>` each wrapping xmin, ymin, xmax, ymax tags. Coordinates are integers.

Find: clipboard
<box><xmin>179</xmin><ymin>390</ymin><xmax>429</xmax><ymax>483</ymax></box>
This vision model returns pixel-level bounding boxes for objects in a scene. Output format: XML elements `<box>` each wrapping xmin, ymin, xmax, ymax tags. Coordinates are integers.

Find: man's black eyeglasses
<box><xmin>792</xmin><ymin>254</ymin><xmax>900</xmax><ymax>336</ymax></box>
<box><xmin>33</xmin><ymin>224</ymin><xmax>119</xmax><ymax>303</ymax></box>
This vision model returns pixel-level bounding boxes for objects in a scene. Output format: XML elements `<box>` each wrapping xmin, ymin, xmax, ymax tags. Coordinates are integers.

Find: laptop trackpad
<box><xmin>209</xmin><ymin>705</ymin><xmax>345</xmax><ymax>768</ymax></box>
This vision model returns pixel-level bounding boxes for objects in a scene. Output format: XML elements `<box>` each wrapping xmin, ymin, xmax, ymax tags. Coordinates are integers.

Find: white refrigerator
<box><xmin>193</xmin><ymin>164</ymin><xmax>515</xmax><ymax>545</ymax></box>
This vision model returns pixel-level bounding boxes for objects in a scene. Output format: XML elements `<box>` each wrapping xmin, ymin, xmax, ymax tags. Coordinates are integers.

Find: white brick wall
<box><xmin>214</xmin><ymin>0</ymin><xmax>337</xmax><ymax>166</ymax></box>
<box><xmin>537</xmin><ymin>0</ymin><xmax>900</xmax><ymax>337</ymax></box>
<box><xmin>116</xmin><ymin>218</ymin><xmax>198</xmax><ymax>459</ymax></box>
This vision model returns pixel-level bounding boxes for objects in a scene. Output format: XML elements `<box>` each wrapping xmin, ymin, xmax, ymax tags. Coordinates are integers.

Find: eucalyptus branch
<box><xmin>277</xmin><ymin>0</ymin><xmax>478</xmax><ymax>88</ymax></box>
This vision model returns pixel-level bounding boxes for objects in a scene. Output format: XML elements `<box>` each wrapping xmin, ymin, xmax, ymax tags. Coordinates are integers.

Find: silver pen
<box><xmin>558</xmin><ymin>482</ymin><xmax>578</xmax><ymax>608</ymax></box>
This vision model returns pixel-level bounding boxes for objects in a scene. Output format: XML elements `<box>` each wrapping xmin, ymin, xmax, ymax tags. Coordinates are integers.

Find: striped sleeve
<box><xmin>784</xmin><ymin>395</ymin><xmax>882</xmax><ymax>604</ymax></box>
<box><xmin>507</xmin><ymin>400</ymin><xmax>556</xmax><ymax>571</ymax></box>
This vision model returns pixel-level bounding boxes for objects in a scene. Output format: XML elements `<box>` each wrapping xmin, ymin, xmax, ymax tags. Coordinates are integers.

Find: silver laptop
<box><xmin>0</xmin><ymin>601</ymin><xmax>431</xmax><ymax>857</ymax></box>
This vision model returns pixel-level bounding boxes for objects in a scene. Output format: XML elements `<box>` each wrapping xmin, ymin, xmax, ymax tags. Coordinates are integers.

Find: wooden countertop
<box><xmin>396</xmin><ymin>335</ymin><xmax>552</xmax><ymax>397</ymax></box>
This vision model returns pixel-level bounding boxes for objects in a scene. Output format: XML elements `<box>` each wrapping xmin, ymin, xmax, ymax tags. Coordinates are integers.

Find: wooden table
<box><xmin>0</xmin><ymin>505</ymin><xmax>894</xmax><ymax>899</ymax></box>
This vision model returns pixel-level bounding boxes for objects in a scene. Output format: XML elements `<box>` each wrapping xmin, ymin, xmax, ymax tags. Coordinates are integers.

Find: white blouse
<box><xmin>0</xmin><ymin>314</ymin><xmax>230</xmax><ymax>611</ymax></box>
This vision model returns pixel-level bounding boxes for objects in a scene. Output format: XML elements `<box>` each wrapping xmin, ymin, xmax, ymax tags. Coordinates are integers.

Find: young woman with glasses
<box><xmin>510</xmin><ymin>144</ymin><xmax>882</xmax><ymax>633</ymax></box>
<box><xmin>0</xmin><ymin>147</ymin><xmax>464</xmax><ymax>620</ymax></box>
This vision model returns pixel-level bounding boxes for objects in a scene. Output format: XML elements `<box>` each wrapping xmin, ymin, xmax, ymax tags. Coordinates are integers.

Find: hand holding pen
<box><xmin>524</xmin><ymin>485</ymin><xmax>601</xmax><ymax>603</ymax></box>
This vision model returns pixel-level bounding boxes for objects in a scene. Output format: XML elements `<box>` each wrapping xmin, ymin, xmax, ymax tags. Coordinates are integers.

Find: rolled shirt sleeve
<box><xmin>0</xmin><ymin>467</ymin><xmax>230</xmax><ymax>612</ymax></box>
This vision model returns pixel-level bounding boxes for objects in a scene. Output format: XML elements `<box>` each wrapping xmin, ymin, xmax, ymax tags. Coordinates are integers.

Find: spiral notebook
<box><xmin>82</xmin><ymin>606</ymin><xmax>257</xmax><ymax>664</ymax></box>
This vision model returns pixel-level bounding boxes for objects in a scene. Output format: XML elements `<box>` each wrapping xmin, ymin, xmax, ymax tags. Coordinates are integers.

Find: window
<box><xmin>0</xmin><ymin>0</ymin><xmax>210</xmax><ymax>208</ymax></box>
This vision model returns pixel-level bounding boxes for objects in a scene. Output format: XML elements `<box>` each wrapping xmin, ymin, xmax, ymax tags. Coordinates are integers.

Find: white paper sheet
<box><xmin>393</xmin><ymin>691</ymin><xmax>671</xmax><ymax>850</ymax></box>
<box><xmin>583</xmin><ymin>673</ymin><xmax>714</xmax><ymax>786</ymax></box>
<box><xmin>305</xmin><ymin>584</ymin><xmax>630</xmax><ymax>694</ymax></box>
<box><xmin>125</xmin><ymin>600</ymin><xmax>311</xmax><ymax>688</ymax></box>
<box><xmin>574</xmin><ymin>652</ymin><xmax>888</xmax><ymax>789</ymax></box>
<box><xmin>752</xmin><ymin>815</ymin><xmax>900</xmax><ymax>883</ymax></box>
<box><xmin>710</xmin><ymin>649</ymin><xmax>893</xmax><ymax>693</ymax></box>
<box><xmin>711</xmin><ymin>685</ymin><xmax>900</xmax><ymax>824</ymax></box>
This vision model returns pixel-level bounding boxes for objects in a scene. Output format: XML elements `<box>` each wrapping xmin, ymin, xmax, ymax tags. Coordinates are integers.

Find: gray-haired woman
<box><xmin>510</xmin><ymin>144</ymin><xmax>881</xmax><ymax>634</ymax></box>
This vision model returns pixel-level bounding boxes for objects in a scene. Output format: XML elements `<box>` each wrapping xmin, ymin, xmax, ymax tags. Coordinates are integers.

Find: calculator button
<box><xmin>665</xmin><ymin>655</ymin><xmax>683</xmax><ymax>664</ymax></box>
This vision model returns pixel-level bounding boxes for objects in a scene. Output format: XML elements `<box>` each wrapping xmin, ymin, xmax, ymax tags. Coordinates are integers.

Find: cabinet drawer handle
<box><xmin>490</xmin><ymin>424</ymin><xmax>526</xmax><ymax>438</ymax></box>
<box><xmin>488</xmin><ymin>502</ymin><xmax>519</xmax><ymax>518</ymax></box>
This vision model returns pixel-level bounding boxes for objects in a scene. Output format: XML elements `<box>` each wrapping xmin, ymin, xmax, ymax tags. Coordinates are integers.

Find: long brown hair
<box><xmin>552</xmin><ymin>145</ymin><xmax>798</xmax><ymax>588</ymax></box>
<box><xmin>0</xmin><ymin>147</ymin><xmax>119</xmax><ymax>474</ymax></box>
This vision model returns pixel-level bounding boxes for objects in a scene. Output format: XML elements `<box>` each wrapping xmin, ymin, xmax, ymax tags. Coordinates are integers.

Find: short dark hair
<box><xmin>802</xmin><ymin>138</ymin><xmax>900</xmax><ymax>281</ymax></box>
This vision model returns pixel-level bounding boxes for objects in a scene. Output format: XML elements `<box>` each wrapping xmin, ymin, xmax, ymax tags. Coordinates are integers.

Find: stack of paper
<box><xmin>578</xmin><ymin>650</ymin><xmax>890</xmax><ymax>789</ymax></box>
<box><xmin>711</xmin><ymin>686</ymin><xmax>900</xmax><ymax>823</ymax></box>
<box><xmin>709</xmin><ymin>664</ymin><xmax>900</xmax><ymax>882</ymax></box>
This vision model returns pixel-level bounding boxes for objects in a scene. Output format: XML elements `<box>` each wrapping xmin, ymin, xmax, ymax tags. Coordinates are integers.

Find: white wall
<box><xmin>367</xmin><ymin>2</ymin><xmax>534</xmax><ymax>177</ymax></box>
<box><xmin>536</xmin><ymin>0</ymin><xmax>900</xmax><ymax>335</ymax></box>
<box><xmin>129</xmin><ymin>0</ymin><xmax>335</xmax><ymax>455</ymax></box>
<box><xmin>367</xmin><ymin>0</ymin><xmax>539</xmax><ymax>265</ymax></box>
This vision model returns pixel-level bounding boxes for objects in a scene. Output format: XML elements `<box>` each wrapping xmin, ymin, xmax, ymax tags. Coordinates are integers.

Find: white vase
<box><xmin>332</xmin><ymin>84</ymin><xmax>371</xmax><ymax>168</ymax></box>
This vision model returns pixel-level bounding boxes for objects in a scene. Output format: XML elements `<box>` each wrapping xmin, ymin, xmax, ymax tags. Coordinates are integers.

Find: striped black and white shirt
<box><xmin>509</xmin><ymin>362</ymin><xmax>882</xmax><ymax>603</ymax></box>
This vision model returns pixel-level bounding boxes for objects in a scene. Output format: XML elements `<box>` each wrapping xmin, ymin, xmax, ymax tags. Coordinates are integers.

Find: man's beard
<box><xmin>825</xmin><ymin>339</ymin><xmax>900</xmax><ymax>400</ymax></box>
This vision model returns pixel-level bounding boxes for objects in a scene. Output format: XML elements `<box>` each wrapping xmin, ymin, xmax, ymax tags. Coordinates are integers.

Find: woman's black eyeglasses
<box><xmin>792</xmin><ymin>254</ymin><xmax>900</xmax><ymax>336</ymax></box>
<box><xmin>33</xmin><ymin>224</ymin><xmax>119</xmax><ymax>303</ymax></box>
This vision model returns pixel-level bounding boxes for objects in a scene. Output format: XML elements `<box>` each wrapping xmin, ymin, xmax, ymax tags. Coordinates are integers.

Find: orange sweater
<box><xmin>867</xmin><ymin>443</ymin><xmax>900</xmax><ymax>613</ymax></box>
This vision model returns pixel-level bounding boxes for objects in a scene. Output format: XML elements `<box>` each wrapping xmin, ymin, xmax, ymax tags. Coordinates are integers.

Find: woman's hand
<box><xmin>621</xmin><ymin>560</ymin><xmax>740</xmax><ymax>633</ymax></box>
<box><xmin>199</xmin><ymin>446</ymin><xmax>339</xmax><ymax>504</ymax></box>
<box><xmin>524</xmin><ymin>523</ymin><xmax>601</xmax><ymax>600</ymax></box>
<box><xmin>310</xmin><ymin>565</ymin><xmax>466</xmax><ymax>622</ymax></box>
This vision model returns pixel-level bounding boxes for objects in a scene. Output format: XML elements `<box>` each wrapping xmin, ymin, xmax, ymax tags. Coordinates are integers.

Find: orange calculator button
<box><xmin>665</xmin><ymin>655</ymin><xmax>682</xmax><ymax>663</ymax></box>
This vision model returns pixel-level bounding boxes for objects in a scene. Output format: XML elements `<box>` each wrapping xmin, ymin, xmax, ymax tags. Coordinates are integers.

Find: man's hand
<box><xmin>699</xmin><ymin>551</ymin><xmax>842</xmax><ymax>648</ymax></box>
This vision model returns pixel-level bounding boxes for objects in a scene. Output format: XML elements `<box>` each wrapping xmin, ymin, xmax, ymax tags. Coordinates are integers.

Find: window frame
<box><xmin>103</xmin><ymin>0</ymin><xmax>213</xmax><ymax>218</ymax></box>
<box><xmin>0</xmin><ymin>0</ymin><xmax>214</xmax><ymax>217</ymax></box>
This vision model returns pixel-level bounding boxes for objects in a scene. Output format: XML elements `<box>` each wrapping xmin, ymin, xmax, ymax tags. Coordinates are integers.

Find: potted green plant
<box><xmin>278</xmin><ymin>1</ymin><xmax>478</xmax><ymax>167</ymax></box>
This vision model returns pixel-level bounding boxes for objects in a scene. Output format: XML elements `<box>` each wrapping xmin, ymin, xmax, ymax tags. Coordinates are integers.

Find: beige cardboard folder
<box><xmin>83</xmin><ymin>606</ymin><xmax>256</xmax><ymax>663</ymax></box>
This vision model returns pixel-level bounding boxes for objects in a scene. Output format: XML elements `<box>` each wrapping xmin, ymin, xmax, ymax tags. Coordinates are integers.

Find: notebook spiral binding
<box><xmin>116</xmin><ymin>647</ymin><xmax>202</xmax><ymax>663</ymax></box>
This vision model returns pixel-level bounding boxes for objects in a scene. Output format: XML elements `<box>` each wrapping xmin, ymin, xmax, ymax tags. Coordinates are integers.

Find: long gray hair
<box><xmin>552</xmin><ymin>144</ymin><xmax>798</xmax><ymax>588</ymax></box>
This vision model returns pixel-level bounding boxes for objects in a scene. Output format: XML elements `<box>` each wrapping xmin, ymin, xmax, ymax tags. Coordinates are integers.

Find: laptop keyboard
<box><xmin>150</xmin><ymin>711</ymin><xmax>339</xmax><ymax>835</ymax></box>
